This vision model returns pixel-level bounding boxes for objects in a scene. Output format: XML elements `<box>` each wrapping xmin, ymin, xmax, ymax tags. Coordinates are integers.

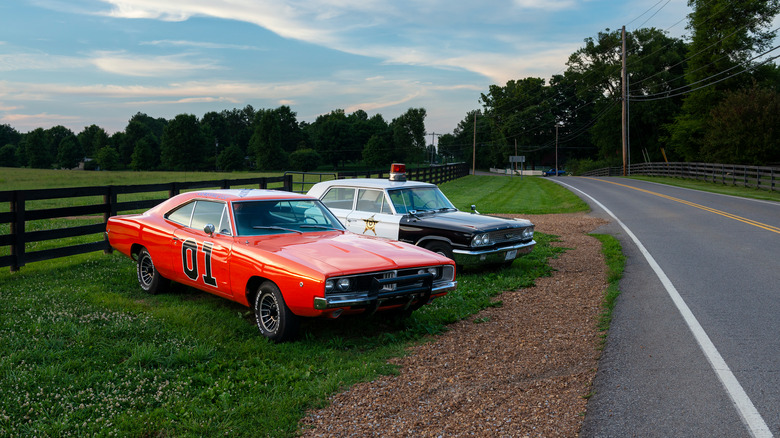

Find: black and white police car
<box><xmin>307</xmin><ymin>164</ymin><xmax>535</xmax><ymax>268</ymax></box>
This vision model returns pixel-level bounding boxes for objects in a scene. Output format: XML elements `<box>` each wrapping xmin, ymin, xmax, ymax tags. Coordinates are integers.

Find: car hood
<box><xmin>241</xmin><ymin>231</ymin><xmax>451</xmax><ymax>276</ymax></box>
<box><xmin>405</xmin><ymin>210</ymin><xmax>532</xmax><ymax>232</ymax></box>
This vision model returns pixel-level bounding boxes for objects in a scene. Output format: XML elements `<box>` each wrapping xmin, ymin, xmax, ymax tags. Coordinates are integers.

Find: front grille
<box><xmin>488</xmin><ymin>227</ymin><xmax>527</xmax><ymax>244</ymax></box>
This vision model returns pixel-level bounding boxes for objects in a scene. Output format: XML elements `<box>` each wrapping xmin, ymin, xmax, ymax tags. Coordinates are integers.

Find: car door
<box><xmin>345</xmin><ymin>189</ymin><xmax>401</xmax><ymax>240</ymax></box>
<box><xmin>171</xmin><ymin>200</ymin><xmax>233</xmax><ymax>298</ymax></box>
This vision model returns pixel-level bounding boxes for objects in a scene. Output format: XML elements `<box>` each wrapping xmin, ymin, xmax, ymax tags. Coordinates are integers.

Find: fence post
<box><xmin>10</xmin><ymin>191</ymin><xmax>25</xmax><ymax>272</ymax></box>
<box><xmin>103</xmin><ymin>186</ymin><xmax>117</xmax><ymax>254</ymax></box>
<box><xmin>283</xmin><ymin>174</ymin><xmax>293</xmax><ymax>192</ymax></box>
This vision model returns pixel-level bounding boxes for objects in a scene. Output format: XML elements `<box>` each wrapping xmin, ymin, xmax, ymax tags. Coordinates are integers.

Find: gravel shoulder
<box><xmin>300</xmin><ymin>213</ymin><xmax>610</xmax><ymax>437</ymax></box>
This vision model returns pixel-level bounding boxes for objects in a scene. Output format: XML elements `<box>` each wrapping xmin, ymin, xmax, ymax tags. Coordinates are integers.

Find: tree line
<box><xmin>438</xmin><ymin>0</ymin><xmax>780</xmax><ymax>173</ymax></box>
<box><xmin>1</xmin><ymin>0</ymin><xmax>778</xmax><ymax>174</ymax></box>
<box><xmin>0</xmin><ymin>106</ymin><xmax>432</xmax><ymax>172</ymax></box>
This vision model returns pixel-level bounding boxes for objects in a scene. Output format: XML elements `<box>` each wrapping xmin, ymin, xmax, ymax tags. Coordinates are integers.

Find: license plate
<box><xmin>505</xmin><ymin>249</ymin><xmax>518</xmax><ymax>260</ymax></box>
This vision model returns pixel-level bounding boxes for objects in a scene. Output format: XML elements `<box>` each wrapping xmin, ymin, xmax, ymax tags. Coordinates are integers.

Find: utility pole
<box><xmin>621</xmin><ymin>25</ymin><xmax>628</xmax><ymax>176</ymax></box>
<box><xmin>472</xmin><ymin>113</ymin><xmax>476</xmax><ymax>175</ymax></box>
<box><xmin>555</xmin><ymin>125</ymin><xmax>559</xmax><ymax>176</ymax></box>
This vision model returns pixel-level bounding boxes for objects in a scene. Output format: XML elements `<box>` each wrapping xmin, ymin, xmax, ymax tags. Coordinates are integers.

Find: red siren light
<box><xmin>389</xmin><ymin>163</ymin><xmax>407</xmax><ymax>181</ymax></box>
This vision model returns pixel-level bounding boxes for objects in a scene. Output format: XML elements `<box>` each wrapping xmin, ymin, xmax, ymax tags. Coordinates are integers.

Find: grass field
<box><xmin>0</xmin><ymin>170</ymin><xmax>594</xmax><ymax>437</ymax></box>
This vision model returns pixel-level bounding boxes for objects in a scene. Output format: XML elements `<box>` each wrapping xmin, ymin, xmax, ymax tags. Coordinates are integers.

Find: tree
<box><xmin>22</xmin><ymin>128</ymin><xmax>51</xmax><ymax>168</ymax></box>
<box><xmin>216</xmin><ymin>144</ymin><xmax>245</xmax><ymax>171</ymax></box>
<box><xmin>160</xmin><ymin>114</ymin><xmax>209</xmax><ymax>171</ymax></box>
<box><xmin>0</xmin><ymin>124</ymin><xmax>21</xmax><ymax>148</ymax></box>
<box><xmin>96</xmin><ymin>145</ymin><xmax>120</xmax><ymax>170</ymax></box>
<box><xmin>289</xmin><ymin>148</ymin><xmax>321</xmax><ymax>172</ymax></box>
<box><xmin>249</xmin><ymin>110</ymin><xmax>288</xmax><ymax>171</ymax></box>
<box><xmin>701</xmin><ymin>84</ymin><xmax>780</xmax><ymax>164</ymax></box>
<box><xmin>362</xmin><ymin>133</ymin><xmax>393</xmax><ymax>168</ymax></box>
<box><xmin>390</xmin><ymin>108</ymin><xmax>427</xmax><ymax>164</ymax></box>
<box><xmin>130</xmin><ymin>137</ymin><xmax>158</xmax><ymax>171</ymax></box>
<box><xmin>0</xmin><ymin>144</ymin><xmax>17</xmax><ymax>167</ymax></box>
<box><xmin>56</xmin><ymin>134</ymin><xmax>83</xmax><ymax>169</ymax></box>
<box><xmin>77</xmin><ymin>125</ymin><xmax>109</xmax><ymax>158</ymax></box>
<box><xmin>666</xmin><ymin>0</ymin><xmax>780</xmax><ymax>160</ymax></box>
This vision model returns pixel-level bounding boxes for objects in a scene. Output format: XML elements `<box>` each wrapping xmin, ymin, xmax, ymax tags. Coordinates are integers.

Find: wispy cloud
<box><xmin>141</xmin><ymin>40</ymin><xmax>263</xmax><ymax>51</ymax></box>
<box><xmin>88</xmin><ymin>51</ymin><xmax>221</xmax><ymax>76</ymax></box>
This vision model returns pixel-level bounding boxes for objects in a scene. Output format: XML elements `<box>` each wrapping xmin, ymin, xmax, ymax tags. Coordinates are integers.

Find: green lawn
<box><xmin>1</xmin><ymin>171</ymin><xmax>594</xmax><ymax>437</ymax></box>
<box><xmin>628</xmin><ymin>175</ymin><xmax>780</xmax><ymax>203</ymax></box>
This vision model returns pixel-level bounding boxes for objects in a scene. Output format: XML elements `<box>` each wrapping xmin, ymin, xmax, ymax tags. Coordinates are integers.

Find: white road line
<box><xmin>556</xmin><ymin>180</ymin><xmax>772</xmax><ymax>438</ymax></box>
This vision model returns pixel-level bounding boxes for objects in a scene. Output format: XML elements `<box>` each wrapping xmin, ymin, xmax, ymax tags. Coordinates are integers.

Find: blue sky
<box><xmin>1</xmin><ymin>0</ymin><xmax>694</xmax><ymax>137</ymax></box>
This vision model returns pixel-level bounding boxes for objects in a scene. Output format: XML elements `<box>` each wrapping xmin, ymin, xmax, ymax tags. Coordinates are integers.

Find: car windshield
<box><xmin>232</xmin><ymin>199</ymin><xmax>345</xmax><ymax>236</ymax></box>
<box><xmin>387</xmin><ymin>187</ymin><xmax>456</xmax><ymax>214</ymax></box>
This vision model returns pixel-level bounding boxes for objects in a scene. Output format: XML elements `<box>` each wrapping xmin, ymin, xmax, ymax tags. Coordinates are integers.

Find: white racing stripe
<box><xmin>557</xmin><ymin>180</ymin><xmax>772</xmax><ymax>438</ymax></box>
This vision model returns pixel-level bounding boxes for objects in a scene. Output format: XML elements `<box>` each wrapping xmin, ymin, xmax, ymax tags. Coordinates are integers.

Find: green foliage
<box><xmin>701</xmin><ymin>84</ymin><xmax>780</xmax><ymax>165</ymax></box>
<box><xmin>288</xmin><ymin>148</ymin><xmax>321</xmax><ymax>172</ymax></box>
<box><xmin>665</xmin><ymin>0</ymin><xmax>780</xmax><ymax>161</ymax></box>
<box><xmin>216</xmin><ymin>144</ymin><xmax>246</xmax><ymax>171</ymax></box>
<box><xmin>56</xmin><ymin>134</ymin><xmax>83</xmax><ymax>169</ymax></box>
<box><xmin>0</xmin><ymin>144</ymin><xmax>18</xmax><ymax>167</ymax></box>
<box><xmin>250</xmin><ymin>110</ymin><xmax>289</xmax><ymax>171</ymax></box>
<box><xmin>590</xmin><ymin>234</ymin><xmax>625</xmax><ymax>334</ymax></box>
<box><xmin>95</xmin><ymin>145</ymin><xmax>120</xmax><ymax>171</ymax></box>
<box><xmin>23</xmin><ymin>128</ymin><xmax>52</xmax><ymax>169</ymax></box>
<box><xmin>160</xmin><ymin>114</ymin><xmax>209</xmax><ymax>171</ymax></box>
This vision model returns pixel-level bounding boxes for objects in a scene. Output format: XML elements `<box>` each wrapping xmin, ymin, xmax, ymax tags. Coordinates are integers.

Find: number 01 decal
<box><xmin>182</xmin><ymin>239</ymin><xmax>218</xmax><ymax>287</ymax></box>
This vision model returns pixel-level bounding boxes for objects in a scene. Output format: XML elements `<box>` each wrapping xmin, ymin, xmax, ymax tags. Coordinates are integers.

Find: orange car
<box><xmin>106</xmin><ymin>189</ymin><xmax>457</xmax><ymax>342</ymax></box>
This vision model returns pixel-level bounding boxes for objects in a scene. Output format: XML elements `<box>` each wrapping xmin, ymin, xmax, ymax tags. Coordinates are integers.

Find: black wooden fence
<box><xmin>1</xmin><ymin>163</ymin><xmax>469</xmax><ymax>272</ymax></box>
<box><xmin>0</xmin><ymin>175</ymin><xmax>292</xmax><ymax>272</ymax></box>
<box><xmin>581</xmin><ymin>162</ymin><xmax>779</xmax><ymax>191</ymax></box>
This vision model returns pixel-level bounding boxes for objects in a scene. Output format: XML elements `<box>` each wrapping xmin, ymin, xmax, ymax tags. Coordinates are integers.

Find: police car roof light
<box><xmin>389</xmin><ymin>163</ymin><xmax>407</xmax><ymax>181</ymax></box>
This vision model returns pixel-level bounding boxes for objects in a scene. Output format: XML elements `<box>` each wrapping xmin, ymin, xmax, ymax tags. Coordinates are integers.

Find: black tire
<box><xmin>424</xmin><ymin>241</ymin><xmax>454</xmax><ymax>260</ymax></box>
<box><xmin>253</xmin><ymin>281</ymin><xmax>299</xmax><ymax>342</ymax></box>
<box><xmin>136</xmin><ymin>248</ymin><xmax>169</xmax><ymax>294</ymax></box>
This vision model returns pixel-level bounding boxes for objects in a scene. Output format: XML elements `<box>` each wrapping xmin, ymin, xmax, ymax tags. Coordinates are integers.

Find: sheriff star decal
<box><xmin>363</xmin><ymin>216</ymin><xmax>379</xmax><ymax>235</ymax></box>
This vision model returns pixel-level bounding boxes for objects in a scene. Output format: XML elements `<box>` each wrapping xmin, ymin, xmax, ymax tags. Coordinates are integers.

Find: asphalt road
<box><xmin>548</xmin><ymin>176</ymin><xmax>780</xmax><ymax>438</ymax></box>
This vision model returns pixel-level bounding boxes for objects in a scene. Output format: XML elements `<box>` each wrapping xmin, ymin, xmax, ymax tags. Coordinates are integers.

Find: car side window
<box><xmin>356</xmin><ymin>189</ymin><xmax>387</xmax><ymax>213</ymax></box>
<box><xmin>321</xmin><ymin>187</ymin><xmax>356</xmax><ymax>210</ymax></box>
<box><xmin>191</xmin><ymin>201</ymin><xmax>227</xmax><ymax>233</ymax></box>
<box><xmin>166</xmin><ymin>201</ymin><xmax>196</xmax><ymax>226</ymax></box>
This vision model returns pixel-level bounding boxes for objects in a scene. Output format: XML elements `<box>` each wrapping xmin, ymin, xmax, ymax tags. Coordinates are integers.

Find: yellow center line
<box><xmin>584</xmin><ymin>177</ymin><xmax>780</xmax><ymax>234</ymax></box>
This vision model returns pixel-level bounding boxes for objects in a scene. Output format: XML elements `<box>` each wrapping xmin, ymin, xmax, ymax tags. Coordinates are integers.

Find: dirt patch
<box><xmin>299</xmin><ymin>213</ymin><xmax>610</xmax><ymax>437</ymax></box>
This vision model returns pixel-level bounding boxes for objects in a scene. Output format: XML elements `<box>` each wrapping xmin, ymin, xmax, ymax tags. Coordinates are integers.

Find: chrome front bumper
<box><xmin>452</xmin><ymin>239</ymin><xmax>536</xmax><ymax>266</ymax></box>
<box><xmin>313</xmin><ymin>279</ymin><xmax>457</xmax><ymax>310</ymax></box>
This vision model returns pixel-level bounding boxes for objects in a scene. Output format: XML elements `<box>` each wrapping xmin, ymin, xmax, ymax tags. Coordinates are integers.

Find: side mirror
<box><xmin>204</xmin><ymin>223</ymin><xmax>216</xmax><ymax>236</ymax></box>
<box><xmin>471</xmin><ymin>205</ymin><xmax>480</xmax><ymax>214</ymax></box>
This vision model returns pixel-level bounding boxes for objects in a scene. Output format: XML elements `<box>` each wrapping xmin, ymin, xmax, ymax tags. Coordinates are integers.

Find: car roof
<box><xmin>309</xmin><ymin>178</ymin><xmax>436</xmax><ymax>192</ymax></box>
<box><xmin>179</xmin><ymin>189</ymin><xmax>314</xmax><ymax>202</ymax></box>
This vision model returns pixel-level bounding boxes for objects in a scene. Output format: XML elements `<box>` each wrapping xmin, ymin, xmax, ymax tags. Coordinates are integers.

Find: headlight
<box><xmin>325</xmin><ymin>280</ymin><xmax>334</xmax><ymax>292</ymax></box>
<box><xmin>523</xmin><ymin>227</ymin><xmax>534</xmax><ymax>238</ymax></box>
<box><xmin>472</xmin><ymin>233</ymin><xmax>490</xmax><ymax>247</ymax></box>
<box><xmin>337</xmin><ymin>278</ymin><xmax>351</xmax><ymax>291</ymax></box>
<box><xmin>419</xmin><ymin>267</ymin><xmax>439</xmax><ymax>278</ymax></box>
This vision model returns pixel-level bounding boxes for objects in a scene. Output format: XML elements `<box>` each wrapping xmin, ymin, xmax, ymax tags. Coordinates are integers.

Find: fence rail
<box><xmin>1</xmin><ymin>163</ymin><xmax>468</xmax><ymax>272</ymax></box>
<box><xmin>581</xmin><ymin>162</ymin><xmax>779</xmax><ymax>191</ymax></box>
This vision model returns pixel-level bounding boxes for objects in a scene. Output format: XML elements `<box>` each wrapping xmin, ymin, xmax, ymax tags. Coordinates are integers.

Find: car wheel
<box><xmin>424</xmin><ymin>241</ymin><xmax>454</xmax><ymax>260</ymax></box>
<box><xmin>136</xmin><ymin>248</ymin><xmax>169</xmax><ymax>294</ymax></box>
<box><xmin>254</xmin><ymin>281</ymin><xmax>299</xmax><ymax>342</ymax></box>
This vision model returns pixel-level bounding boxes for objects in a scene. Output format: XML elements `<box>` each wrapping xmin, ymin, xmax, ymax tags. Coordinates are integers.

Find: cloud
<box><xmin>88</xmin><ymin>51</ymin><xmax>221</xmax><ymax>76</ymax></box>
<box><xmin>91</xmin><ymin>0</ymin><xmax>583</xmax><ymax>82</ymax></box>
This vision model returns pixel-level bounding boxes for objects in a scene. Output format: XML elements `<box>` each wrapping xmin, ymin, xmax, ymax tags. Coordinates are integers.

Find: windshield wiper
<box><xmin>300</xmin><ymin>225</ymin><xmax>340</xmax><ymax>231</ymax></box>
<box><xmin>252</xmin><ymin>225</ymin><xmax>302</xmax><ymax>234</ymax></box>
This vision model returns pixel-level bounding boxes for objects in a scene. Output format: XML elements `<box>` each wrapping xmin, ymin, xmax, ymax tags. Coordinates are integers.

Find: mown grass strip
<box><xmin>590</xmin><ymin>234</ymin><xmax>626</xmax><ymax>337</ymax></box>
